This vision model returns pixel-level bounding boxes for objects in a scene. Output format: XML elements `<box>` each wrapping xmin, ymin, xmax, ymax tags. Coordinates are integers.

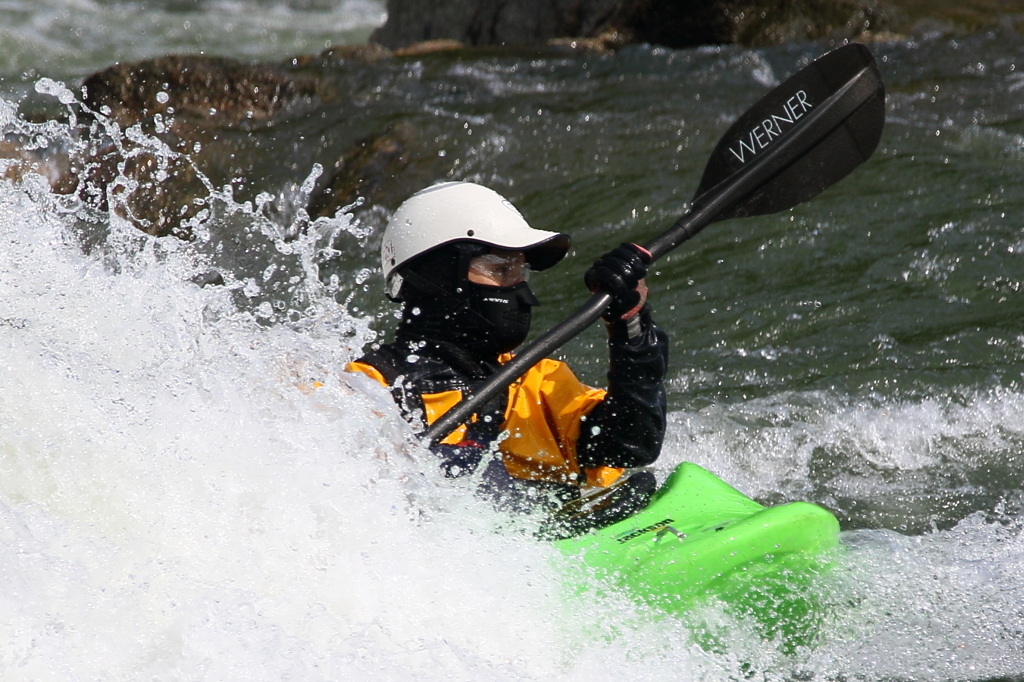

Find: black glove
<box><xmin>583</xmin><ymin>243</ymin><xmax>652</xmax><ymax>321</ymax></box>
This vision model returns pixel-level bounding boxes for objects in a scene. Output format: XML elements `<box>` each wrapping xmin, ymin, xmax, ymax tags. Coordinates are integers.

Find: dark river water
<box><xmin>2</xmin><ymin>1</ymin><xmax>1024</xmax><ymax>679</ymax></box>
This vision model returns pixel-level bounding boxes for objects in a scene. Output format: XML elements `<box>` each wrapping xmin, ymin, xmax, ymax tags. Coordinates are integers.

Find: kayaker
<box><xmin>347</xmin><ymin>181</ymin><xmax>668</xmax><ymax>521</ymax></box>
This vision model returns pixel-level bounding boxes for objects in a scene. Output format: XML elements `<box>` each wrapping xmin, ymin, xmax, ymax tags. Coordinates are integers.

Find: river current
<box><xmin>2</xmin><ymin>1</ymin><xmax>1024</xmax><ymax>680</ymax></box>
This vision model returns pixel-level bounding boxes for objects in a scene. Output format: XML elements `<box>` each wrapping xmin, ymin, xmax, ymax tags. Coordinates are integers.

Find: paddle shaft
<box><xmin>423</xmin><ymin>63</ymin><xmax>879</xmax><ymax>447</ymax></box>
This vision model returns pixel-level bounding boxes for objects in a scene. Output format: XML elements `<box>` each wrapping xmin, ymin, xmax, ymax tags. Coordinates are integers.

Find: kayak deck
<box><xmin>555</xmin><ymin>463</ymin><xmax>840</xmax><ymax>649</ymax></box>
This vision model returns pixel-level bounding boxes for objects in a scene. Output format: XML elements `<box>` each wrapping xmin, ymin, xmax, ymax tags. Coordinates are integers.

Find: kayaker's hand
<box><xmin>584</xmin><ymin>243</ymin><xmax>652</xmax><ymax>321</ymax></box>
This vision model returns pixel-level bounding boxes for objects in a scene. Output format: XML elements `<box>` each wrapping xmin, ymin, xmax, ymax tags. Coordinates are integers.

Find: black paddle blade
<box><xmin>694</xmin><ymin>43</ymin><xmax>885</xmax><ymax>221</ymax></box>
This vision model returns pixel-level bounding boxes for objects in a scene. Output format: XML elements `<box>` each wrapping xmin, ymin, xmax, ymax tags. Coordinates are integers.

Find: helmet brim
<box><xmin>523</xmin><ymin>232</ymin><xmax>571</xmax><ymax>272</ymax></box>
<box><xmin>449</xmin><ymin>231</ymin><xmax>570</xmax><ymax>272</ymax></box>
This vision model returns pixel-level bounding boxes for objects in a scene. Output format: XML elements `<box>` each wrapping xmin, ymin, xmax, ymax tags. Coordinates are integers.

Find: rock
<box><xmin>726</xmin><ymin>0</ymin><xmax>889</xmax><ymax>47</ymax></box>
<box><xmin>81</xmin><ymin>55</ymin><xmax>318</xmax><ymax>129</ymax></box>
<box><xmin>307</xmin><ymin>122</ymin><xmax>444</xmax><ymax>221</ymax></box>
<box><xmin>81</xmin><ymin>136</ymin><xmax>209</xmax><ymax>240</ymax></box>
<box><xmin>369</xmin><ymin>0</ymin><xmax>890</xmax><ymax>50</ymax></box>
<box><xmin>69</xmin><ymin>55</ymin><xmax>320</xmax><ymax>238</ymax></box>
<box><xmin>191</xmin><ymin>269</ymin><xmax>225</xmax><ymax>288</ymax></box>
<box><xmin>369</xmin><ymin>0</ymin><xmax>583</xmax><ymax>49</ymax></box>
<box><xmin>0</xmin><ymin>137</ymin><xmax>80</xmax><ymax>195</ymax></box>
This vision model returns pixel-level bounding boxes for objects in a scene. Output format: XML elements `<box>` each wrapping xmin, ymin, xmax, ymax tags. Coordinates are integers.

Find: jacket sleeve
<box><xmin>575</xmin><ymin>304</ymin><xmax>669</xmax><ymax>469</ymax></box>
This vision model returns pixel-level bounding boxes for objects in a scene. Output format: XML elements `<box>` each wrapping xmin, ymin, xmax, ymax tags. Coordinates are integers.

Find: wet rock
<box><xmin>725</xmin><ymin>0</ymin><xmax>888</xmax><ymax>47</ymax></box>
<box><xmin>0</xmin><ymin>137</ymin><xmax>80</xmax><ymax>194</ymax></box>
<box><xmin>369</xmin><ymin>0</ymin><xmax>890</xmax><ymax>50</ymax></box>
<box><xmin>369</xmin><ymin>0</ymin><xmax>586</xmax><ymax>48</ymax></box>
<box><xmin>617</xmin><ymin>0</ymin><xmax>889</xmax><ymax>47</ymax></box>
<box><xmin>79</xmin><ymin>135</ymin><xmax>210</xmax><ymax>240</ymax></box>
<box><xmin>81</xmin><ymin>55</ymin><xmax>318</xmax><ymax>129</ymax></box>
<box><xmin>307</xmin><ymin>122</ymin><xmax>444</xmax><ymax>221</ymax></box>
<box><xmin>191</xmin><ymin>269</ymin><xmax>225</xmax><ymax>288</ymax></box>
<box><xmin>67</xmin><ymin>55</ymin><xmax>320</xmax><ymax>238</ymax></box>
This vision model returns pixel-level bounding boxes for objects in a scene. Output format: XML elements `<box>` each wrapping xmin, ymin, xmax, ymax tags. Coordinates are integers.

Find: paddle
<box><xmin>424</xmin><ymin>42</ymin><xmax>885</xmax><ymax>447</ymax></box>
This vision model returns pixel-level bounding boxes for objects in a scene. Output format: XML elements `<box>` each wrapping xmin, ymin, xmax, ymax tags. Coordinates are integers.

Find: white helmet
<box><xmin>381</xmin><ymin>181</ymin><xmax>570</xmax><ymax>299</ymax></box>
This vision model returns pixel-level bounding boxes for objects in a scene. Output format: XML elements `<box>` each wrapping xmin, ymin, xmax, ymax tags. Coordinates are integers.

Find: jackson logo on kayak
<box><xmin>614</xmin><ymin>518</ymin><xmax>675</xmax><ymax>544</ymax></box>
<box><xmin>728</xmin><ymin>89</ymin><xmax>813</xmax><ymax>164</ymax></box>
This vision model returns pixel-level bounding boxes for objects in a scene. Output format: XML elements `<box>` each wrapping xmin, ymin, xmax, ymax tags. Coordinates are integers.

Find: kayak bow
<box><xmin>556</xmin><ymin>462</ymin><xmax>840</xmax><ymax>649</ymax></box>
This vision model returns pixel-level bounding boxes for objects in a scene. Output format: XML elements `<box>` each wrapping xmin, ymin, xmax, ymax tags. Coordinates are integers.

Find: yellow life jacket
<box><xmin>345</xmin><ymin>354</ymin><xmax>624</xmax><ymax>488</ymax></box>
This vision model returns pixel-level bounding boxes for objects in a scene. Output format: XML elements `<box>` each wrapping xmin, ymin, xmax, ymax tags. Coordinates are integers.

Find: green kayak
<box><xmin>554</xmin><ymin>463</ymin><xmax>840</xmax><ymax>650</ymax></box>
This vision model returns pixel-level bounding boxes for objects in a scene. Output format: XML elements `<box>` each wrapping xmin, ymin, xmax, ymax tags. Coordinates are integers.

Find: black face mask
<box><xmin>464</xmin><ymin>280</ymin><xmax>539</xmax><ymax>355</ymax></box>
